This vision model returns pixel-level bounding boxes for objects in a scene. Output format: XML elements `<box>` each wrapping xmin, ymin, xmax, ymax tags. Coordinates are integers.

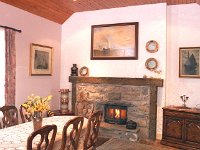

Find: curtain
<box><xmin>5</xmin><ymin>29</ymin><xmax>16</xmax><ymax>106</ymax></box>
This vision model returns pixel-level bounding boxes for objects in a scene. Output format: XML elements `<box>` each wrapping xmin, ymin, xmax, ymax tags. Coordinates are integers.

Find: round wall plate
<box><xmin>145</xmin><ymin>58</ymin><xmax>158</xmax><ymax>71</ymax></box>
<box><xmin>146</xmin><ymin>40</ymin><xmax>159</xmax><ymax>53</ymax></box>
<box><xmin>79</xmin><ymin>66</ymin><xmax>89</xmax><ymax>76</ymax></box>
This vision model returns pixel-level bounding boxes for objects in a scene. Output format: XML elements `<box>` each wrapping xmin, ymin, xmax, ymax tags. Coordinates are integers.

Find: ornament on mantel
<box><xmin>71</xmin><ymin>64</ymin><xmax>78</xmax><ymax>76</ymax></box>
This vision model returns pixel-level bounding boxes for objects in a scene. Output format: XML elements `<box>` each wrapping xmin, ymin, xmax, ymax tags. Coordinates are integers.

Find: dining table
<box><xmin>0</xmin><ymin>115</ymin><xmax>88</xmax><ymax>150</ymax></box>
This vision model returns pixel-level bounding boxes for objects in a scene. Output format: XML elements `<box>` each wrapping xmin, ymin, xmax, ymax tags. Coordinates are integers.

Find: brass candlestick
<box><xmin>180</xmin><ymin>95</ymin><xmax>189</xmax><ymax>108</ymax></box>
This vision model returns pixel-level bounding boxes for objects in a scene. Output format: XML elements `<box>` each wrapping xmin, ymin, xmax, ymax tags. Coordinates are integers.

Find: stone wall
<box><xmin>76</xmin><ymin>83</ymin><xmax>150</xmax><ymax>139</ymax></box>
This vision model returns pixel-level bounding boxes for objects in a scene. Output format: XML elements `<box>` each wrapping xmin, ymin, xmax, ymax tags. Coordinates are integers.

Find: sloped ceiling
<box><xmin>0</xmin><ymin>0</ymin><xmax>198</xmax><ymax>24</ymax></box>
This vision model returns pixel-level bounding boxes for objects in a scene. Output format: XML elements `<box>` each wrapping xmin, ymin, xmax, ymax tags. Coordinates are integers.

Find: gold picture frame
<box><xmin>30</xmin><ymin>43</ymin><xmax>53</xmax><ymax>76</ymax></box>
<box><xmin>91</xmin><ymin>22</ymin><xmax>139</xmax><ymax>60</ymax></box>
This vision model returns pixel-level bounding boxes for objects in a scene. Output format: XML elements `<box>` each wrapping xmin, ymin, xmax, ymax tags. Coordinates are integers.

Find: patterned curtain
<box><xmin>5</xmin><ymin>29</ymin><xmax>16</xmax><ymax>105</ymax></box>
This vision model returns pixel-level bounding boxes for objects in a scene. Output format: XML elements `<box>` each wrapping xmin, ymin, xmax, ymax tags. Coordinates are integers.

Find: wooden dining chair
<box><xmin>83</xmin><ymin>110</ymin><xmax>103</xmax><ymax>150</ymax></box>
<box><xmin>0</xmin><ymin>106</ymin><xmax>18</xmax><ymax>128</ymax></box>
<box><xmin>76</xmin><ymin>102</ymin><xmax>94</xmax><ymax>119</ymax></box>
<box><xmin>19</xmin><ymin>105</ymin><xmax>32</xmax><ymax>123</ymax></box>
<box><xmin>60</xmin><ymin>116</ymin><xmax>84</xmax><ymax>150</ymax></box>
<box><xmin>27</xmin><ymin>124</ymin><xmax>57</xmax><ymax>150</ymax></box>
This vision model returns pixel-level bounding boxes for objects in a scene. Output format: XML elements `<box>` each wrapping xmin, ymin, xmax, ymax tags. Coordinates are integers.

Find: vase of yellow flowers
<box><xmin>22</xmin><ymin>94</ymin><xmax>52</xmax><ymax>131</ymax></box>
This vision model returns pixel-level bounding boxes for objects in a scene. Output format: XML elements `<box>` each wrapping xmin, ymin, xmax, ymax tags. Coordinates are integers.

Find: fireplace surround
<box><xmin>69</xmin><ymin>76</ymin><xmax>163</xmax><ymax>140</ymax></box>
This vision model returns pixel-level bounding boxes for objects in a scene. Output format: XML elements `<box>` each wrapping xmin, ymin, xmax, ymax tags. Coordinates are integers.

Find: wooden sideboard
<box><xmin>161</xmin><ymin>106</ymin><xmax>200</xmax><ymax>149</ymax></box>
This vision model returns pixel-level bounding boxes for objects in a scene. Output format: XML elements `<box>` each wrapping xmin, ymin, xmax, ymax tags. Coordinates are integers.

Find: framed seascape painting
<box><xmin>179</xmin><ymin>47</ymin><xmax>200</xmax><ymax>78</ymax></box>
<box><xmin>30</xmin><ymin>43</ymin><xmax>53</xmax><ymax>76</ymax></box>
<box><xmin>91</xmin><ymin>22</ymin><xmax>139</xmax><ymax>60</ymax></box>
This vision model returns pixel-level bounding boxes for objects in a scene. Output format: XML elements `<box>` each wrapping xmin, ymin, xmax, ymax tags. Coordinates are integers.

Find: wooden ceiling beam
<box><xmin>0</xmin><ymin>0</ymin><xmax>197</xmax><ymax>24</ymax></box>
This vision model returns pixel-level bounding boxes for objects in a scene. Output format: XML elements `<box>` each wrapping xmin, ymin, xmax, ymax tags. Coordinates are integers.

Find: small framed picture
<box><xmin>30</xmin><ymin>43</ymin><xmax>53</xmax><ymax>76</ymax></box>
<box><xmin>179</xmin><ymin>47</ymin><xmax>200</xmax><ymax>78</ymax></box>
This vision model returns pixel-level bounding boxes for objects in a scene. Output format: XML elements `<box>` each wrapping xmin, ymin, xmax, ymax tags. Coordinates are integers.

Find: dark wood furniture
<box><xmin>19</xmin><ymin>105</ymin><xmax>32</xmax><ymax>123</ymax></box>
<box><xmin>0</xmin><ymin>106</ymin><xmax>18</xmax><ymax>128</ymax></box>
<box><xmin>27</xmin><ymin>124</ymin><xmax>57</xmax><ymax>150</ymax></box>
<box><xmin>60</xmin><ymin>116</ymin><xmax>84</xmax><ymax>150</ymax></box>
<box><xmin>47</xmin><ymin>110</ymin><xmax>74</xmax><ymax>117</ymax></box>
<box><xmin>76</xmin><ymin>102</ymin><xmax>94</xmax><ymax>119</ymax></box>
<box><xmin>83</xmin><ymin>110</ymin><xmax>103</xmax><ymax>150</ymax></box>
<box><xmin>161</xmin><ymin>106</ymin><xmax>200</xmax><ymax>150</ymax></box>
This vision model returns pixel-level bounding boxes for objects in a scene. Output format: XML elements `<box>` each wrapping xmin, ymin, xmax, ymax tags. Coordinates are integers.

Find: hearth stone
<box><xmin>99</xmin><ymin>122</ymin><xmax>139</xmax><ymax>142</ymax></box>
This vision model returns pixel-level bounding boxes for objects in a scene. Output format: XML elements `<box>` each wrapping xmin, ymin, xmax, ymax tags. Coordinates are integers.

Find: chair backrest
<box><xmin>27</xmin><ymin>124</ymin><xmax>57</xmax><ymax>150</ymax></box>
<box><xmin>0</xmin><ymin>106</ymin><xmax>18</xmax><ymax>128</ymax></box>
<box><xmin>83</xmin><ymin>111</ymin><xmax>103</xmax><ymax>150</ymax></box>
<box><xmin>19</xmin><ymin>105</ymin><xmax>32</xmax><ymax>123</ymax></box>
<box><xmin>76</xmin><ymin>102</ymin><xmax>94</xmax><ymax>119</ymax></box>
<box><xmin>60</xmin><ymin>116</ymin><xmax>84</xmax><ymax>150</ymax></box>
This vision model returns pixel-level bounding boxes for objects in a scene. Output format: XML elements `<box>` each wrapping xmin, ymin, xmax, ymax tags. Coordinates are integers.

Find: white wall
<box><xmin>167</xmin><ymin>4</ymin><xmax>200</xmax><ymax>107</ymax></box>
<box><xmin>0</xmin><ymin>2</ymin><xmax>61</xmax><ymax>110</ymax></box>
<box><xmin>61</xmin><ymin>3</ymin><xmax>167</xmax><ymax>136</ymax></box>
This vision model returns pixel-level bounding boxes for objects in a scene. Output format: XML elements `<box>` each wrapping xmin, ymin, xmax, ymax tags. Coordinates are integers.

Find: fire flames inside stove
<box><xmin>104</xmin><ymin>104</ymin><xmax>127</xmax><ymax>125</ymax></box>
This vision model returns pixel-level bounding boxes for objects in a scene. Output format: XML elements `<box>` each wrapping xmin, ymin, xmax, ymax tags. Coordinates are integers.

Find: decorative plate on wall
<box><xmin>145</xmin><ymin>58</ymin><xmax>158</xmax><ymax>71</ymax></box>
<box><xmin>146</xmin><ymin>40</ymin><xmax>159</xmax><ymax>53</ymax></box>
<box><xmin>79</xmin><ymin>66</ymin><xmax>89</xmax><ymax>76</ymax></box>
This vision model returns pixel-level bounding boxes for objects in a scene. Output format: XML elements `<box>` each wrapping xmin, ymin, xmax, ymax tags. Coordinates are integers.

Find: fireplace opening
<box><xmin>104</xmin><ymin>104</ymin><xmax>127</xmax><ymax>125</ymax></box>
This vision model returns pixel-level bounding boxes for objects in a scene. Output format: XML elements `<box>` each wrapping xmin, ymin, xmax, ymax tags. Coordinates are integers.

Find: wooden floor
<box><xmin>139</xmin><ymin>139</ymin><xmax>179</xmax><ymax>150</ymax></box>
<box><xmin>97</xmin><ymin>138</ymin><xmax>180</xmax><ymax>150</ymax></box>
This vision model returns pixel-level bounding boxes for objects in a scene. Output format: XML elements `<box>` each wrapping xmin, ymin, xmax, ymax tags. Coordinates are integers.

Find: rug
<box><xmin>96</xmin><ymin>138</ymin><xmax>177</xmax><ymax>150</ymax></box>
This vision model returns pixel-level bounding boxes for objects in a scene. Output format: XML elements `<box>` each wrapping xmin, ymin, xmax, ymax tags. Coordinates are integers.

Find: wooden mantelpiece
<box><xmin>69</xmin><ymin>76</ymin><xmax>163</xmax><ymax>140</ymax></box>
<box><xmin>69</xmin><ymin>76</ymin><xmax>163</xmax><ymax>87</ymax></box>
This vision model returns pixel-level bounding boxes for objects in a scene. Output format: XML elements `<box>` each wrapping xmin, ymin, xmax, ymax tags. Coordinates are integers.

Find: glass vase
<box><xmin>32</xmin><ymin>111</ymin><xmax>42</xmax><ymax>131</ymax></box>
<box><xmin>59</xmin><ymin>89</ymin><xmax>70</xmax><ymax>114</ymax></box>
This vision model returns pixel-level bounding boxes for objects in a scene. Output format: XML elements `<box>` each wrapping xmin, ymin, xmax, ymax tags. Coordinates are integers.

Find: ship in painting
<box><xmin>184</xmin><ymin>52</ymin><xmax>198</xmax><ymax>75</ymax></box>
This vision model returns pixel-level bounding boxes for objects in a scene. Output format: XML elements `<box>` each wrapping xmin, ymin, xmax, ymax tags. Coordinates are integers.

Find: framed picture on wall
<box><xmin>91</xmin><ymin>22</ymin><xmax>139</xmax><ymax>60</ymax></box>
<box><xmin>179</xmin><ymin>47</ymin><xmax>200</xmax><ymax>78</ymax></box>
<box><xmin>30</xmin><ymin>43</ymin><xmax>53</xmax><ymax>76</ymax></box>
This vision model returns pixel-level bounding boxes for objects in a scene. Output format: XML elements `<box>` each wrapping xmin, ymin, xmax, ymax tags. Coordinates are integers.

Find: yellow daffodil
<box><xmin>22</xmin><ymin>94</ymin><xmax>52</xmax><ymax>114</ymax></box>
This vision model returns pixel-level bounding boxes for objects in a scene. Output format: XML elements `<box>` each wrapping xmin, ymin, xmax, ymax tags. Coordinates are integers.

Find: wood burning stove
<box><xmin>104</xmin><ymin>104</ymin><xmax>127</xmax><ymax>125</ymax></box>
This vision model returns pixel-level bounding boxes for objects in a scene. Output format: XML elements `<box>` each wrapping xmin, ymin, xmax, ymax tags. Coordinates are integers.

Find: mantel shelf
<box><xmin>69</xmin><ymin>76</ymin><xmax>163</xmax><ymax>87</ymax></box>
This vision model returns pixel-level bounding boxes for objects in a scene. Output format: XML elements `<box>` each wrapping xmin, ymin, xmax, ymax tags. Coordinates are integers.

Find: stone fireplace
<box><xmin>69</xmin><ymin>76</ymin><xmax>163</xmax><ymax>140</ymax></box>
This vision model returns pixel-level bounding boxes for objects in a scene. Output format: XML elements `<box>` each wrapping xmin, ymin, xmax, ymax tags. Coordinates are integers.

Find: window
<box><xmin>0</xmin><ymin>28</ymin><xmax>5</xmax><ymax>107</ymax></box>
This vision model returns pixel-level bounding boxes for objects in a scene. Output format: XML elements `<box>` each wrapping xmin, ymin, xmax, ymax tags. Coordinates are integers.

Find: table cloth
<box><xmin>0</xmin><ymin>116</ymin><xmax>88</xmax><ymax>150</ymax></box>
